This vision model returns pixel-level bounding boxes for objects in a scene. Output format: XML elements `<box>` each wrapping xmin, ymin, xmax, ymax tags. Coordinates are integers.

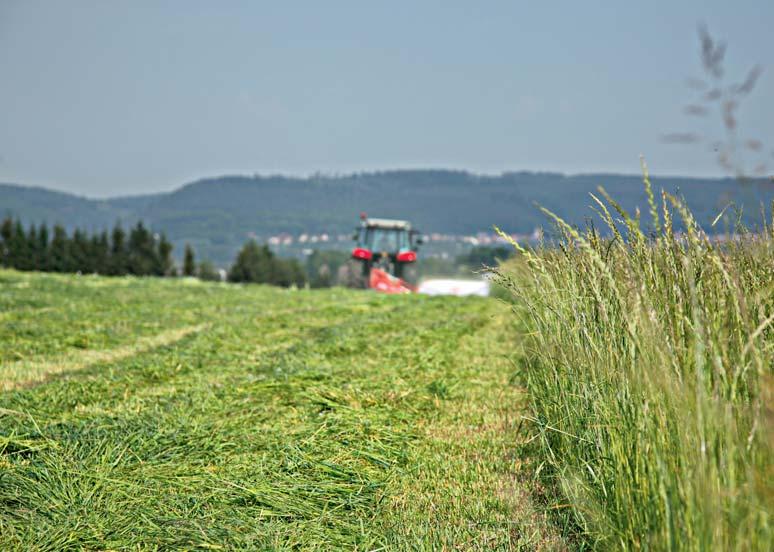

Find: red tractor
<box><xmin>346</xmin><ymin>213</ymin><xmax>422</xmax><ymax>293</ymax></box>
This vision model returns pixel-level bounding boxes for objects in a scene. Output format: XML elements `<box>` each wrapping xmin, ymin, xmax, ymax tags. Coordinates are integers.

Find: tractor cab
<box><xmin>349</xmin><ymin>214</ymin><xmax>422</xmax><ymax>287</ymax></box>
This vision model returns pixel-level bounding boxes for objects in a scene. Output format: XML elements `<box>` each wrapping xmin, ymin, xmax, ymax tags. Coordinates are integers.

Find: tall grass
<box><xmin>497</xmin><ymin>172</ymin><xmax>773</xmax><ymax>549</ymax></box>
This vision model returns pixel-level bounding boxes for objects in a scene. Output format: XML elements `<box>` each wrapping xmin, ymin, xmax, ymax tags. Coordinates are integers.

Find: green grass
<box><xmin>0</xmin><ymin>270</ymin><xmax>560</xmax><ymax>550</ymax></box>
<box><xmin>496</xmin><ymin>184</ymin><xmax>773</xmax><ymax>549</ymax></box>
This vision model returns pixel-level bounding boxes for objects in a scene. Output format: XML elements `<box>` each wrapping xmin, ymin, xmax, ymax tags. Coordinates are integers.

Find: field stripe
<box><xmin>0</xmin><ymin>323</ymin><xmax>208</xmax><ymax>391</ymax></box>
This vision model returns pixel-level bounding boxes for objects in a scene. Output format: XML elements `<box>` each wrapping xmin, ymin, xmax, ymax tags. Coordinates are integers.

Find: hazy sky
<box><xmin>1</xmin><ymin>1</ymin><xmax>772</xmax><ymax>197</ymax></box>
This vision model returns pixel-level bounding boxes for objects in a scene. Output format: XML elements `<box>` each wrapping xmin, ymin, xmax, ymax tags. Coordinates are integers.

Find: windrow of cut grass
<box><xmin>0</xmin><ymin>270</ymin><xmax>560</xmax><ymax>550</ymax></box>
<box><xmin>496</xmin><ymin>181</ymin><xmax>773</xmax><ymax>549</ymax></box>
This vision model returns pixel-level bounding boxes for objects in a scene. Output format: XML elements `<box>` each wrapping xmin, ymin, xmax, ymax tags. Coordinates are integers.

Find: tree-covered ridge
<box><xmin>3</xmin><ymin>170</ymin><xmax>772</xmax><ymax>265</ymax></box>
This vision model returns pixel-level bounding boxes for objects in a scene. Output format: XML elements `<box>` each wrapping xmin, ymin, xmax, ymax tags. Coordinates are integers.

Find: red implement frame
<box><xmin>368</xmin><ymin>268</ymin><xmax>416</xmax><ymax>294</ymax></box>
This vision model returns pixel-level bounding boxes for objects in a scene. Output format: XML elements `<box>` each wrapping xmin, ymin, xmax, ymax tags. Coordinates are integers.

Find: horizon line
<box><xmin>1</xmin><ymin>167</ymin><xmax>742</xmax><ymax>201</ymax></box>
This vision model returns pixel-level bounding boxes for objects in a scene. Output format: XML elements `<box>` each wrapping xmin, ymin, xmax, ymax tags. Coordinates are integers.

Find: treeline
<box><xmin>181</xmin><ymin>240</ymin><xmax>308</xmax><ymax>286</ymax></box>
<box><xmin>0</xmin><ymin>215</ymin><xmax>512</xmax><ymax>288</ymax></box>
<box><xmin>225</xmin><ymin>241</ymin><xmax>306</xmax><ymax>287</ymax></box>
<box><xmin>0</xmin><ymin>217</ymin><xmax>173</xmax><ymax>276</ymax></box>
<box><xmin>0</xmin><ymin>216</ymin><xmax>308</xmax><ymax>288</ymax></box>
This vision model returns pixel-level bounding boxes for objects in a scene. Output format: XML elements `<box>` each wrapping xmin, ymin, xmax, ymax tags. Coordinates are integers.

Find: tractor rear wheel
<box><xmin>341</xmin><ymin>259</ymin><xmax>370</xmax><ymax>289</ymax></box>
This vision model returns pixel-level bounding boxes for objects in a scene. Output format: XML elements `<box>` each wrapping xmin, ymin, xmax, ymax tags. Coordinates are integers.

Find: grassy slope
<box><xmin>0</xmin><ymin>270</ymin><xmax>559</xmax><ymax>550</ymax></box>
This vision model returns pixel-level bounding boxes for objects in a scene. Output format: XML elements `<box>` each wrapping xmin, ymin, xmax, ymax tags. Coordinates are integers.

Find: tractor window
<box><xmin>363</xmin><ymin>228</ymin><xmax>409</xmax><ymax>252</ymax></box>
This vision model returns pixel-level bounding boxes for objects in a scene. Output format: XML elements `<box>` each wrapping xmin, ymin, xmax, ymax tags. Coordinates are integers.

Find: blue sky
<box><xmin>1</xmin><ymin>1</ymin><xmax>772</xmax><ymax>197</ymax></box>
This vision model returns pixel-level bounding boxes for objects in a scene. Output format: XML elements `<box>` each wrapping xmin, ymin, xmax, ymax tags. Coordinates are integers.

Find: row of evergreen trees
<box><xmin>1</xmin><ymin>217</ymin><xmax>308</xmax><ymax>288</ymax></box>
<box><xmin>0</xmin><ymin>217</ymin><xmax>174</xmax><ymax>276</ymax></box>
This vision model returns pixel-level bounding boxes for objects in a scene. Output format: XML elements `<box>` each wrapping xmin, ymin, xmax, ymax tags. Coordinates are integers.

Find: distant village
<box><xmin>260</xmin><ymin>228</ymin><xmax>544</xmax><ymax>257</ymax></box>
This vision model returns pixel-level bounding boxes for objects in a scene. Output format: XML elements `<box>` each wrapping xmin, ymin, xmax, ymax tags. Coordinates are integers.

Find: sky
<box><xmin>0</xmin><ymin>1</ymin><xmax>772</xmax><ymax>198</ymax></box>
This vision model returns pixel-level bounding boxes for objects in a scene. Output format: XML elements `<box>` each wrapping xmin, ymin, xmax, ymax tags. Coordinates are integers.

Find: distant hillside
<box><xmin>2</xmin><ymin>171</ymin><xmax>772</xmax><ymax>265</ymax></box>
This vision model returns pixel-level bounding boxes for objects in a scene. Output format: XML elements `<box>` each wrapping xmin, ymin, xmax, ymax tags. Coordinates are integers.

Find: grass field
<box><xmin>4</xmin><ymin>189</ymin><xmax>770</xmax><ymax>551</ymax></box>
<box><xmin>0</xmin><ymin>269</ymin><xmax>561</xmax><ymax>550</ymax></box>
<box><xmin>496</xmin><ymin>188</ymin><xmax>773</xmax><ymax>550</ymax></box>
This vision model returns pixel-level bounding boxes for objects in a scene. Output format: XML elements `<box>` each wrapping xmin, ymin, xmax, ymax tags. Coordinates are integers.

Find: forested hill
<box><xmin>2</xmin><ymin>170</ymin><xmax>772</xmax><ymax>264</ymax></box>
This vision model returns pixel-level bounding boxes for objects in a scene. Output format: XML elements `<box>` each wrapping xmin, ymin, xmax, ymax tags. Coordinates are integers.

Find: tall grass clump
<box><xmin>496</xmin><ymin>169</ymin><xmax>773</xmax><ymax>549</ymax></box>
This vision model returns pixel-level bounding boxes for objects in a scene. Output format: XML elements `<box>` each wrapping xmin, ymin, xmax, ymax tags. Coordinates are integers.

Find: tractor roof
<box><xmin>364</xmin><ymin>218</ymin><xmax>412</xmax><ymax>230</ymax></box>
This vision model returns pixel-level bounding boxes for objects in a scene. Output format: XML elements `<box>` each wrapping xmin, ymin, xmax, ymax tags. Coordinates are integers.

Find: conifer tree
<box><xmin>128</xmin><ymin>221</ymin><xmax>155</xmax><ymax>275</ymax></box>
<box><xmin>157</xmin><ymin>234</ymin><xmax>174</xmax><ymax>276</ymax></box>
<box><xmin>71</xmin><ymin>229</ymin><xmax>91</xmax><ymax>273</ymax></box>
<box><xmin>109</xmin><ymin>224</ymin><xmax>128</xmax><ymax>276</ymax></box>
<box><xmin>9</xmin><ymin>220</ymin><xmax>30</xmax><ymax>270</ymax></box>
<box><xmin>38</xmin><ymin>224</ymin><xmax>50</xmax><ymax>271</ymax></box>
<box><xmin>183</xmin><ymin>244</ymin><xmax>196</xmax><ymax>277</ymax></box>
<box><xmin>87</xmin><ymin>231</ymin><xmax>109</xmax><ymax>274</ymax></box>
<box><xmin>0</xmin><ymin>217</ymin><xmax>13</xmax><ymax>266</ymax></box>
<box><xmin>49</xmin><ymin>225</ymin><xmax>69</xmax><ymax>272</ymax></box>
<box><xmin>94</xmin><ymin>231</ymin><xmax>109</xmax><ymax>274</ymax></box>
<box><xmin>27</xmin><ymin>224</ymin><xmax>40</xmax><ymax>270</ymax></box>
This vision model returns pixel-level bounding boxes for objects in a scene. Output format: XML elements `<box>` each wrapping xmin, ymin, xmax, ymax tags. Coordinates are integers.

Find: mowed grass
<box><xmin>0</xmin><ymin>270</ymin><xmax>559</xmax><ymax>550</ymax></box>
